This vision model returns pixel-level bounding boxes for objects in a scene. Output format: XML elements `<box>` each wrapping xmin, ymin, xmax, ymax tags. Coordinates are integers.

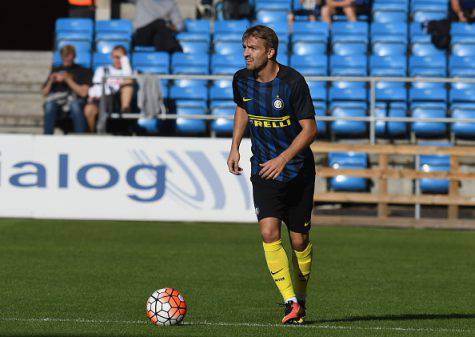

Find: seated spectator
<box><xmin>288</xmin><ymin>0</ymin><xmax>318</xmax><ymax>31</ymax></box>
<box><xmin>132</xmin><ymin>0</ymin><xmax>184</xmax><ymax>52</ymax></box>
<box><xmin>84</xmin><ymin>45</ymin><xmax>133</xmax><ymax>133</ymax></box>
<box><xmin>42</xmin><ymin>45</ymin><xmax>91</xmax><ymax>134</ymax></box>
<box><xmin>320</xmin><ymin>0</ymin><xmax>357</xmax><ymax>25</ymax></box>
<box><xmin>450</xmin><ymin>0</ymin><xmax>475</xmax><ymax>22</ymax></box>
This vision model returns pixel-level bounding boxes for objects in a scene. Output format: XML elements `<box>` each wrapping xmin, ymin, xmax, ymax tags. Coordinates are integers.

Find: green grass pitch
<box><xmin>0</xmin><ymin>219</ymin><xmax>474</xmax><ymax>337</ymax></box>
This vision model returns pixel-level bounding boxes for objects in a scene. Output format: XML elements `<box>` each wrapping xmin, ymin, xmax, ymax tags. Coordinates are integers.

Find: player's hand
<box><xmin>227</xmin><ymin>148</ymin><xmax>242</xmax><ymax>175</ymax></box>
<box><xmin>259</xmin><ymin>155</ymin><xmax>288</xmax><ymax>180</ymax></box>
<box><xmin>55</xmin><ymin>72</ymin><xmax>66</xmax><ymax>82</ymax></box>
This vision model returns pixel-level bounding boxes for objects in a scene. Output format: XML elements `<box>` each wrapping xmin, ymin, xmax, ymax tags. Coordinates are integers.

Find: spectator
<box><xmin>84</xmin><ymin>45</ymin><xmax>133</xmax><ymax>133</ymax></box>
<box><xmin>450</xmin><ymin>0</ymin><xmax>475</xmax><ymax>22</ymax></box>
<box><xmin>288</xmin><ymin>0</ymin><xmax>319</xmax><ymax>31</ymax></box>
<box><xmin>42</xmin><ymin>45</ymin><xmax>91</xmax><ymax>134</ymax></box>
<box><xmin>132</xmin><ymin>0</ymin><xmax>184</xmax><ymax>52</ymax></box>
<box><xmin>320</xmin><ymin>0</ymin><xmax>357</xmax><ymax>25</ymax></box>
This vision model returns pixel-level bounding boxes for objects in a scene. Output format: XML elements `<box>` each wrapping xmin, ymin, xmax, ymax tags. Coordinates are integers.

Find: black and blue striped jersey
<box><xmin>233</xmin><ymin>64</ymin><xmax>315</xmax><ymax>182</ymax></box>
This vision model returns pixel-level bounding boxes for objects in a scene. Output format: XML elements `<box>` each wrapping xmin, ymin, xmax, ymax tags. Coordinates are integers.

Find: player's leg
<box><xmin>260</xmin><ymin>217</ymin><xmax>296</xmax><ymax>304</ymax></box>
<box><xmin>285</xmin><ymin>169</ymin><xmax>315</xmax><ymax>320</ymax></box>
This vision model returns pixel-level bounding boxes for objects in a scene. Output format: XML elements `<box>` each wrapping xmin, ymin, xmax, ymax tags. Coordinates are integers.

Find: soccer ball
<box><xmin>146</xmin><ymin>288</ymin><xmax>187</xmax><ymax>326</ymax></box>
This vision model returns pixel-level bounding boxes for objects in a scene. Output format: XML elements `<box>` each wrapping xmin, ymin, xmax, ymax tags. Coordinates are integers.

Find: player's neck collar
<box><xmin>254</xmin><ymin>61</ymin><xmax>280</xmax><ymax>84</ymax></box>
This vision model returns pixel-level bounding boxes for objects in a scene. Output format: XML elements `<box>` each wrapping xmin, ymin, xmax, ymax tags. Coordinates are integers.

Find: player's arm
<box><xmin>63</xmin><ymin>73</ymin><xmax>89</xmax><ymax>98</ymax></box>
<box><xmin>259</xmin><ymin>119</ymin><xmax>316</xmax><ymax>180</ymax></box>
<box><xmin>227</xmin><ymin>105</ymin><xmax>248</xmax><ymax>175</ymax></box>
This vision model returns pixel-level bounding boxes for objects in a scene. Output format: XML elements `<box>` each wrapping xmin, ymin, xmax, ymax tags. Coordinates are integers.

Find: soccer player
<box><xmin>227</xmin><ymin>25</ymin><xmax>317</xmax><ymax>324</ymax></box>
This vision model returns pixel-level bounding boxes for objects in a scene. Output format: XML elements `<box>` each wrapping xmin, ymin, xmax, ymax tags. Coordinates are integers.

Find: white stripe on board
<box><xmin>0</xmin><ymin>317</ymin><xmax>471</xmax><ymax>334</ymax></box>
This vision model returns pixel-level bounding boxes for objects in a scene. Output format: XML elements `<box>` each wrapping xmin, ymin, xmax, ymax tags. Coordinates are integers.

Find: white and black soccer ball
<box><xmin>146</xmin><ymin>288</ymin><xmax>187</xmax><ymax>326</ymax></box>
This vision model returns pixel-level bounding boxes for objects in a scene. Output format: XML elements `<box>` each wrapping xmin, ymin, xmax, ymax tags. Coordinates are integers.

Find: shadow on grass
<box><xmin>308</xmin><ymin>313</ymin><xmax>475</xmax><ymax>324</ymax></box>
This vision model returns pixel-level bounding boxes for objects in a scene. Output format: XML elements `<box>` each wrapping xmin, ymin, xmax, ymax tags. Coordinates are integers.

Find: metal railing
<box><xmin>102</xmin><ymin>74</ymin><xmax>475</xmax><ymax>143</ymax></box>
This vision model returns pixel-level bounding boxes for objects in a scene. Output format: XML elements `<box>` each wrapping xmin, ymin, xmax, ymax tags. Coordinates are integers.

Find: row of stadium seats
<box><xmin>328</xmin><ymin>149</ymin><xmax>450</xmax><ymax>194</ymax></box>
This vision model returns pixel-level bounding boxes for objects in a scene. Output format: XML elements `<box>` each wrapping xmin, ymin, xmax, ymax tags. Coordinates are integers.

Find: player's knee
<box><xmin>261</xmin><ymin>229</ymin><xmax>280</xmax><ymax>243</ymax></box>
<box><xmin>290</xmin><ymin>235</ymin><xmax>309</xmax><ymax>251</ymax></box>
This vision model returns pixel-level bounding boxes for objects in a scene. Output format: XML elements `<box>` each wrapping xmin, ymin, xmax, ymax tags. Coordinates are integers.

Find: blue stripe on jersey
<box><xmin>246</xmin><ymin>76</ymin><xmax>263</xmax><ymax>176</ymax></box>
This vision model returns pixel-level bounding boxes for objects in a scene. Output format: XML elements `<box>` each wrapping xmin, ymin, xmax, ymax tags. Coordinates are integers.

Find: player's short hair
<box><xmin>242</xmin><ymin>25</ymin><xmax>279</xmax><ymax>60</ymax></box>
<box><xmin>112</xmin><ymin>45</ymin><xmax>127</xmax><ymax>55</ymax></box>
<box><xmin>60</xmin><ymin>45</ymin><xmax>76</xmax><ymax>58</ymax></box>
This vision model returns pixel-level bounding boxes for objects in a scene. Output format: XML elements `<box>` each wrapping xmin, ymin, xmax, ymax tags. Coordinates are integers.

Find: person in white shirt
<box><xmin>84</xmin><ymin>45</ymin><xmax>133</xmax><ymax>132</ymax></box>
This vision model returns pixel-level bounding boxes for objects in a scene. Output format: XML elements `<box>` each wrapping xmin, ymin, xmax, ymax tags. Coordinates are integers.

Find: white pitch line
<box><xmin>0</xmin><ymin>317</ymin><xmax>471</xmax><ymax>334</ymax></box>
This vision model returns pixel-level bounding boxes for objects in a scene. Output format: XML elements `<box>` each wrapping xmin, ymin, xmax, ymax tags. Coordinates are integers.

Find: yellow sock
<box><xmin>292</xmin><ymin>242</ymin><xmax>313</xmax><ymax>302</ymax></box>
<box><xmin>262</xmin><ymin>240</ymin><xmax>296</xmax><ymax>302</ymax></box>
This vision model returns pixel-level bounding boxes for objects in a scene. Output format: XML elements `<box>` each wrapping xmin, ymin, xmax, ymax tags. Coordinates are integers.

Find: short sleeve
<box><xmin>290</xmin><ymin>76</ymin><xmax>315</xmax><ymax>120</ymax></box>
<box><xmin>232</xmin><ymin>72</ymin><xmax>245</xmax><ymax>109</ymax></box>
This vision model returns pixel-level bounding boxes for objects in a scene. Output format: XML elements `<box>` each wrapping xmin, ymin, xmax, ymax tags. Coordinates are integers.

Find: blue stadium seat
<box><xmin>214</xmin><ymin>20</ymin><xmax>250</xmax><ymax>42</ymax></box>
<box><xmin>370</xmin><ymin>22</ymin><xmax>408</xmax><ymax>44</ymax></box>
<box><xmin>451</xmin><ymin>44</ymin><xmax>475</xmax><ymax>57</ymax></box>
<box><xmin>333</xmin><ymin>43</ymin><xmax>366</xmax><ymax>56</ymax></box>
<box><xmin>256</xmin><ymin>10</ymin><xmax>288</xmax><ymax>24</ymax></box>
<box><xmin>211</xmin><ymin>54</ymin><xmax>243</xmax><ymax>74</ymax></box>
<box><xmin>411</xmin><ymin>42</ymin><xmax>444</xmax><ymax>57</ymax></box>
<box><xmin>290</xmin><ymin>54</ymin><xmax>327</xmax><ymax>76</ymax></box>
<box><xmin>372</xmin><ymin>42</ymin><xmax>406</xmax><ymax>57</ymax></box>
<box><xmin>209</xmin><ymin>86</ymin><xmax>234</xmax><ymax>108</ymax></box>
<box><xmin>170</xmin><ymin>84</ymin><xmax>208</xmax><ymax>109</ymax></box>
<box><xmin>375</xmin><ymin>81</ymin><xmax>407</xmax><ymax>102</ymax></box>
<box><xmin>451</xmin><ymin>22</ymin><xmax>475</xmax><ymax>44</ymax></box>
<box><xmin>418</xmin><ymin>147</ymin><xmax>450</xmax><ymax>194</ymax></box>
<box><xmin>329</xmin><ymin>87</ymin><xmax>367</xmax><ymax>102</ymax></box>
<box><xmin>411</xmin><ymin>2</ymin><xmax>448</xmax><ymax>23</ymax></box>
<box><xmin>373</xmin><ymin>2</ymin><xmax>408</xmax><ymax>23</ymax></box>
<box><xmin>175</xmin><ymin>32</ymin><xmax>210</xmax><ymax>44</ymax></box>
<box><xmin>91</xmin><ymin>52</ymin><xmax>110</xmax><ymax>70</ymax></box>
<box><xmin>331</xmin><ymin>81</ymin><xmax>365</xmax><ymax>89</ymax></box>
<box><xmin>328</xmin><ymin>152</ymin><xmax>369</xmax><ymax>191</ymax></box>
<box><xmin>409</xmin><ymin>22</ymin><xmax>431</xmax><ymax>44</ymax></box>
<box><xmin>330</xmin><ymin>55</ymin><xmax>367</xmax><ymax>76</ymax></box>
<box><xmin>54</xmin><ymin>51</ymin><xmax>92</xmax><ymax>69</ymax></box>
<box><xmin>375</xmin><ymin>102</ymin><xmax>408</xmax><ymax>137</ymax></box>
<box><xmin>211</xmin><ymin>106</ymin><xmax>234</xmax><ymax>135</ymax></box>
<box><xmin>451</xmin><ymin>104</ymin><xmax>475</xmax><ymax>138</ymax></box>
<box><xmin>132</xmin><ymin>52</ymin><xmax>169</xmax><ymax>74</ymax></box>
<box><xmin>95</xmin><ymin>19</ymin><xmax>133</xmax><ymax>41</ymax></box>
<box><xmin>172</xmin><ymin>52</ymin><xmax>209</xmax><ymax>74</ymax></box>
<box><xmin>409</xmin><ymin>55</ymin><xmax>446</xmax><ymax>77</ymax></box>
<box><xmin>277</xmin><ymin>53</ymin><xmax>289</xmax><ymax>65</ymax></box>
<box><xmin>450</xmin><ymin>82</ymin><xmax>475</xmax><ymax>103</ymax></box>
<box><xmin>173</xmin><ymin>79</ymin><xmax>207</xmax><ymax>88</ymax></box>
<box><xmin>184</xmin><ymin>19</ymin><xmax>211</xmax><ymax>34</ymax></box>
<box><xmin>449</xmin><ymin>56</ymin><xmax>475</xmax><ymax>77</ymax></box>
<box><xmin>256</xmin><ymin>22</ymin><xmax>290</xmax><ymax>44</ymax></box>
<box><xmin>293</xmin><ymin>22</ymin><xmax>329</xmax><ymax>43</ymax></box>
<box><xmin>370</xmin><ymin>55</ymin><xmax>407</xmax><ymax>76</ymax></box>
<box><xmin>307</xmin><ymin>81</ymin><xmax>327</xmax><ymax>102</ymax></box>
<box><xmin>214</xmin><ymin>41</ymin><xmax>242</xmax><ymax>55</ymax></box>
<box><xmin>292</xmin><ymin>41</ymin><xmax>326</xmax><ymax>55</ymax></box>
<box><xmin>409</xmin><ymin>86</ymin><xmax>447</xmax><ymax>103</ymax></box>
<box><xmin>330</xmin><ymin>102</ymin><xmax>368</xmax><ymax>137</ymax></box>
<box><xmin>179</xmin><ymin>41</ymin><xmax>209</xmax><ymax>54</ymax></box>
<box><xmin>331</xmin><ymin>22</ymin><xmax>369</xmax><ymax>53</ymax></box>
<box><xmin>56</xmin><ymin>40</ymin><xmax>91</xmax><ymax>52</ymax></box>
<box><xmin>411</xmin><ymin>102</ymin><xmax>447</xmax><ymax>137</ymax></box>
<box><xmin>175</xmin><ymin>107</ymin><xmax>207</xmax><ymax>135</ymax></box>
<box><xmin>96</xmin><ymin>40</ymin><xmax>131</xmax><ymax>54</ymax></box>
<box><xmin>55</xmin><ymin>18</ymin><xmax>93</xmax><ymax>42</ymax></box>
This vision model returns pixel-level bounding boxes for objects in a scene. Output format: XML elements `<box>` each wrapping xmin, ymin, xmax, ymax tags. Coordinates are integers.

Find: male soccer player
<box><xmin>227</xmin><ymin>25</ymin><xmax>317</xmax><ymax>324</ymax></box>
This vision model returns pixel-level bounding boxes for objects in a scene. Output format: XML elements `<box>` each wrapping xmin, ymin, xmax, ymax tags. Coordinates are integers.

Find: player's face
<box><xmin>242</xmin><ymin>36</ymin><xmax>274</xmax><ymax>71</ymax></box>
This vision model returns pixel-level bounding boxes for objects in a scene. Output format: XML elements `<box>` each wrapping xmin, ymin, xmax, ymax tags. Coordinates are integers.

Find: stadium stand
<box><xmin>328</xmin><ymin>152</ymin><xmax>369</xmax><ymax>191</ymax></box>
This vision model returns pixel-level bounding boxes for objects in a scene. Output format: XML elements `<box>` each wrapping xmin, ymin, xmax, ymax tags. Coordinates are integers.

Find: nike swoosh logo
<box><xmin>243</xmin><ymin>97</ymin><xmax>253</xmax><ymax>102</ymax></box>
<box><xmin>304</xmin><ymin>222</ymin><xmax>310</xmax><ymax>227</ymax></box>
<box><xmin>271</xmin><ymin>268</ymin><xmax>283</xmax><ymax>275</ymax></box>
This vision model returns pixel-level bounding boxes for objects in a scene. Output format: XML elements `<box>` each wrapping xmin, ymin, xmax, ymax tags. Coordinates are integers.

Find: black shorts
<box><xmin>251</xmin><ymin>166</ymin><xmax>315</xmax><ymax>234</ymax></box>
